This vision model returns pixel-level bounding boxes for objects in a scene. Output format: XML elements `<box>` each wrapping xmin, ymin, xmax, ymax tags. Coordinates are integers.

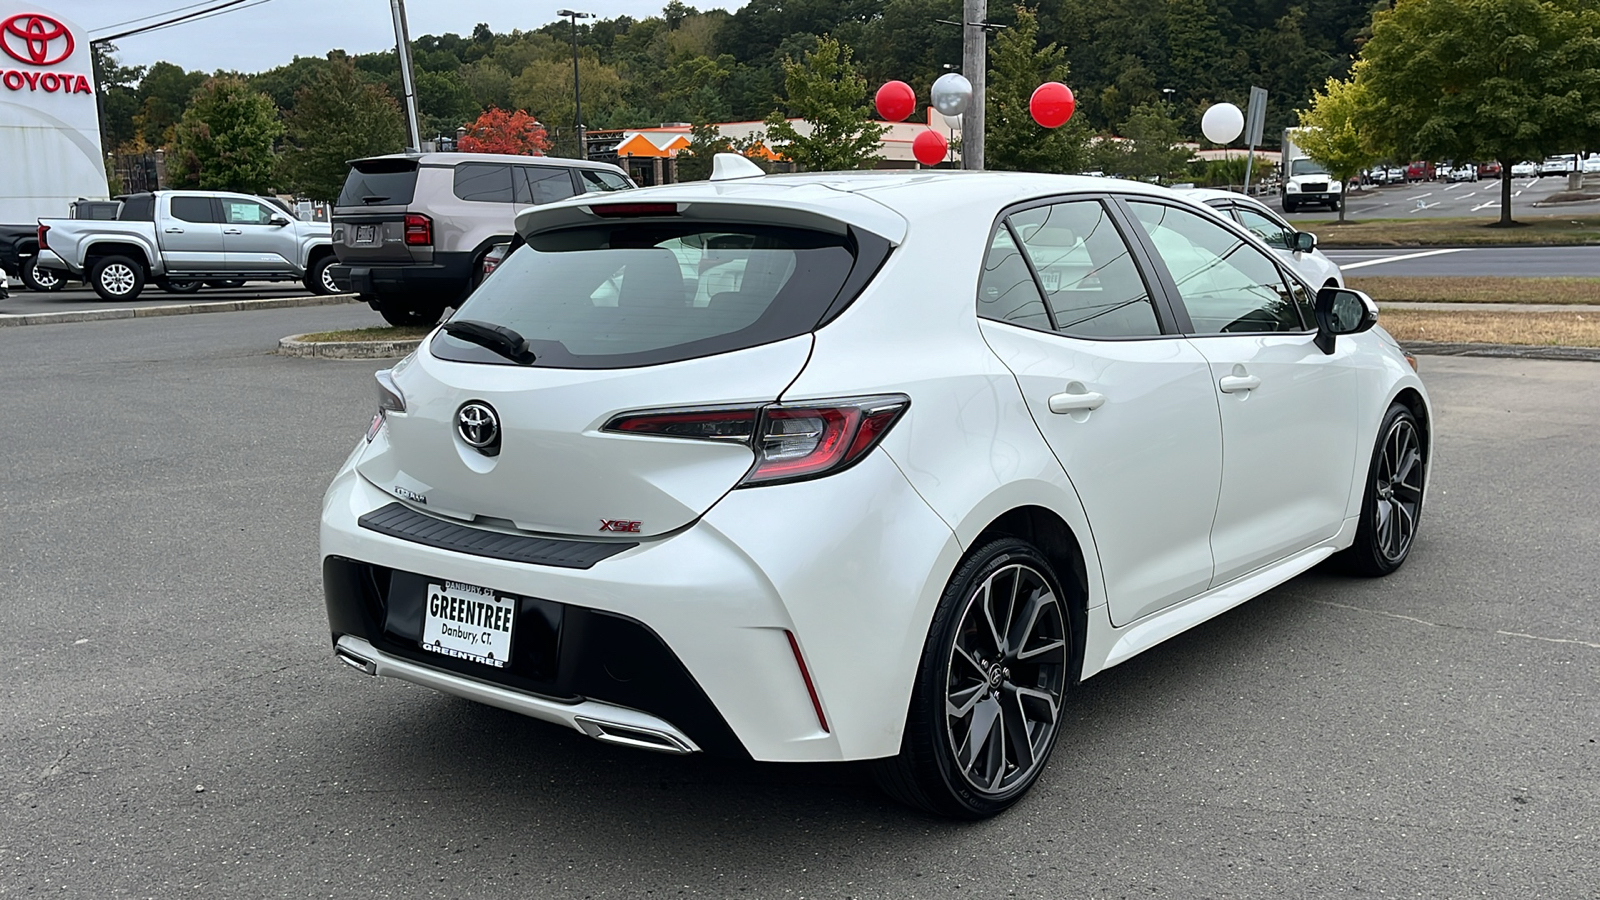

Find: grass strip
<box><xmin>296</xmin><ymin>326</ymin><xmax>434</xmax><ymax>342</ymax></box>
<box><xmin>1299</xmin><ymin>213</ymin><xmax>1600</xmax><ymax>247</ymax></box>
<box><xmin>1379</xmin><ymin>309</ymin><xmax>1600</xmax><ymax>347</ymax></box>
<box><xmin>1350</xmin><ymin>276</ymin><xmax>1600</xmax><ymax>305</ymax></box>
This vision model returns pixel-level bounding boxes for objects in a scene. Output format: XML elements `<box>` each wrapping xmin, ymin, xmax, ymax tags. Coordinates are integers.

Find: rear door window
<box><xmin>1011</xmin><ymin>201</ymin><xmax>1163</xmax><ymax>339</ymax></box>
<box><xmin>337</xmin><ymin>159</ymin><xmax>419</xmax><ymax>207</ymax></box>
<box><xmin>170</xmin><ymin>196</ymin><xmax>217</xmax><ymax>223</ymax></box>
<box><xmin>433</xmin><ymin>222</ymin><xmax>877</xmax><ymax>368</ymax></box>
<box><xmin>579</xmin><ymin>170</ymin><xmax>634</xmax><ymax>193</ymax></box>
<box><xmin>976</xmin><ymin>224</ymin><xmax>1052</xmax><ymax>331</ymax></box>
<box><xmin>453</xmin><ymin>163</ymin><xmax>515</xmax><ymax>203</ymax></box>
<box><xmin>514</xmin><ymin>166</ymin><xmax>578</xmax><ymax>205</ymax></box>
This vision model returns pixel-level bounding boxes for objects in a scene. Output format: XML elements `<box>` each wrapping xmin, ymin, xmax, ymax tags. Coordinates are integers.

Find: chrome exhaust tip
<box><xmin>335</xmin><ymin>647</ymin><xmax>377</xmax><ymax>676</ymax></box>
<box><xmin>574</xmin><ymin>716</ymin><xmax>696</xmax><ymax>755</ymax></box>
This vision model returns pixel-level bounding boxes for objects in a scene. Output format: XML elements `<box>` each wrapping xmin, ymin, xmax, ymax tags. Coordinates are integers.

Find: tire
<box><xmin>377</xmin><ymin>296</ymin><xmax>447</xmax><ymax>327</ymax></box>
<box><xmin>304</xmin><ymin>256</ymin><xmax>339</xmax><ymax>295</ymax></box>
<box><xmin>88</xmin><ymin>255</ymin><xmax>145</xmax><ymax>302</ymax></box>
<box><xmin>1282</xmin><ymin>199</ymin><xmax>1297</xmax><ymax>213</ymax></box>
<box><xmin>158</xmin><ymin>278</ymin><xmax>202</xmax><ymax>294</ymax></box>
<box><xmin>20</xmin><ymin>256</ymin><xmax>65</xmax><ymax>292</ymax></box>
<box><xmin>1341</xmin><ymin>403</ymin><xmax>1426</xmax><ymax>577</ymax></box>
<box><xmin>873</xmin><ymin>537</ymin><xmax>1073</xmax><ymax>819</ymax></box>
<box><xmin>204</xmin><ymin>279</ymin><xmax>246</xmax><ymax>289</ymax></box>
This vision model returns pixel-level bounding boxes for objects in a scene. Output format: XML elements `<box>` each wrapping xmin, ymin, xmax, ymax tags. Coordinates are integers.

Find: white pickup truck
<box><xmin>34</xmin><ymin>190</ymin><xmax>338</xmax><ymax>301</ymax></box>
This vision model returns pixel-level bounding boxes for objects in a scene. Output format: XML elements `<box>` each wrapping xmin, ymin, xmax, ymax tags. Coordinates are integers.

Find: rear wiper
<box><xmin>360</xmin><ymin>195</ymin><xmax>389</xmax><ymax>204</ymax></box>
<box><xmin>441</xmin><ymin>319</ymin><xmax>537</xmax><ymax>365</ymax></box>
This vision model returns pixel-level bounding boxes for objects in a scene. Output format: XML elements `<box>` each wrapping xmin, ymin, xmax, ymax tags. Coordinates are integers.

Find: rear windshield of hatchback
<box><xmin>337</xmin><ymin>159</ymin><xmax>420</xmax><ymax>207</ymax></box>
<box><xmin>431</xmin><ymin>222</ymin><xmax>865</xmax><ymax>368</ymax></box>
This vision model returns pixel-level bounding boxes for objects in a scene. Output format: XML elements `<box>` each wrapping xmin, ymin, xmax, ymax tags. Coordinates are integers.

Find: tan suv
<box><xmin>329</xmin><ymin>153</ymin><xmax>634</xmax><ymax>325</ymax></box>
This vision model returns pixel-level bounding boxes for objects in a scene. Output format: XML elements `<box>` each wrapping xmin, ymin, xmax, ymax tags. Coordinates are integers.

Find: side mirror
<box><xmin>269</xmin><ymin>215</ymin><xmax>290</xmax><ymax>227</ymax></box>
<box><xmin>1313</xmin><ymin>287</ymin><xmax>1378</xmax><ymax>354</ymax></box>
<box><xmin>1291</xmin><ymin>231</ymin><xmax>1317</xmax><ymax>253</ymax></box>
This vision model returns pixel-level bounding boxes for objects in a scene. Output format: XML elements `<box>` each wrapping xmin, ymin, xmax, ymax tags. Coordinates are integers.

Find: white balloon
<box><xmin>941</xmin><ymin>112</ymin><xmax>963</xmax><ymax>129</ymax></box>
<box><xmin>931</xmin><ymin>73</ymin><xmax>973</xmax><ymax>117</ymax></box>
<box><xmin>1201</xmin><ymin>103</ymin><xmax>1245</xmax><ymax>144</ymax></box>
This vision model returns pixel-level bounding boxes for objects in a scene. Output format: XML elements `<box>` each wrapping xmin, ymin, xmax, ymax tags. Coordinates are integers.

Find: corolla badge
<box><xmin>456</xmin><ymin>401</ymin><xmax>501</xmax><ymax>454</ymax></box>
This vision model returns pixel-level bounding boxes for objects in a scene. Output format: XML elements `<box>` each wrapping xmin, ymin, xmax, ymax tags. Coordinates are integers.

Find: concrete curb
<box><xmin>279</xmin><ymin>333</ymin><xmax>423</xmax><ymax>359</ymax></box>
<box><xmin>0</xmin><ymin>293</ymin><xmax>362</xmax><ymax>328</ymax></box>
<box><xmin>1403</xmin><ymin>340</ymin><xmax>1600</xmax><ymax>362</ymax></box>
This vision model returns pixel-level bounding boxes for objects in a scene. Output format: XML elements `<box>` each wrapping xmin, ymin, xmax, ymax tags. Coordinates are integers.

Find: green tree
<box><xmin>1295</xmin><ymin>77</ymin><xmax>1380</xmax><ymax>222</ymax></box>
<box><xmin>279</xmin><ymin>61</ymin><xmax>406</xmax><ymax>202</ymax></box>
<box><xmin>135</xmin><ymin>62</ymin><xmax>207</xmax><ymax>147</ymax></box>
<box><xmin>1355</xmin><ymin>0</ymin><xmax>1600</xmax><ymax>225</ymax></box>
<box><xmin>92</xmin><ymin>43</ymin><xmax>145</xmax><ymax>151</ymax></box>
<box><xmin>765</xmin><ymin>36</ymin><xmax>885</xmax><ymax>171</ymax></box>
<box><xmin>987</xmin><ymin>6</ymin><xmax>1090</xmax><ymax>173</ymax></box>
<box><xmin>1095</xmin><ymin>102</ymin><xmax>1192</xmax><ymax>180</ymax></box>
<box><xmin>168</xmin><ymin>78</ymin><xmax>284</xmax><ymax>193</ymax></box>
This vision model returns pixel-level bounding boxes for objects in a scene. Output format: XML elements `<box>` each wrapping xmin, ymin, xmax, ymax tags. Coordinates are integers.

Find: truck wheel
<box><xmin>159</xmin><ymin>278</ymin><xmax>203</xmax><ymax>294</ymax></box>
<box><xmin>20</xmin><ymin>256</ymin><xmax>65</xmax><ymax>292</ymax></box>
<box><xmin>204</xmin><ymin>280</ymin><xmax>246</xmax><ymax>289</ymax></box>
<box><xmin>89</xmin><ymin>256</ymin><xmax>145</xmax><ymax>302</ymax></box>
<box><xmin>1282</xmin><ymin>199</ymin><xmax>1297</xmax><ymax>213</ymax></box>
<box><xmin>378</xmin><ymin>297</ymin><xmax>446</xmax><ymax>327</ymax></box>
<box><xmin>303</xmin><ymin>256</ymin><xmax>339</xmax><ymax>295</ymax></box>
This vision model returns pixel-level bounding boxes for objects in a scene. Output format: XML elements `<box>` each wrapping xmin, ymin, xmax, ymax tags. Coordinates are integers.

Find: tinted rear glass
<box><xmin>117</xmin><ymin>195</ymin><xmax>154</xmax><ymax>221</ymax></box>
<box><xmin>454</xmin><ymin>163</ymin><xmax>514</xmax><ymax>203</ymax></box>
<box><xmin>337</xmin><ymin>159</ymin><xmax>419</xmax><ymax>207</ymax></box>
<box><xmin>432</xmin><ymin>223</ymin><xmax>863</xmax><ymax>369</ymax></box>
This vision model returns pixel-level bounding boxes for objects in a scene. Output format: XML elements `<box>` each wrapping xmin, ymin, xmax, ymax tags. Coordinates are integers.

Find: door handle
<box><xmin>223</xmin><ymin>228</ymin><xmax>243</xmax><ymax>234</ymax></box>
<box><xmin>1218</xmin><ymin>374</ymin><xmax>1262</xmax><ymax>393</ymax></box>
<box><xmin>164</xmin><ymin>227</ymin><xmax>184</xmax><ymax>233</ymax></box>
<box><xmin>1048</xmin><ymin>390</ymin><xmax>1106</xmax><ymax>413</ymax></box>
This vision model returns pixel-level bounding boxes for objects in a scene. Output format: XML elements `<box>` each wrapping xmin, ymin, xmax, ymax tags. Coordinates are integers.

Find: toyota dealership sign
<box><xmin>0</xmin><ymin>5</ymin><xmax>104</xmax><ymax>225</ymax></box>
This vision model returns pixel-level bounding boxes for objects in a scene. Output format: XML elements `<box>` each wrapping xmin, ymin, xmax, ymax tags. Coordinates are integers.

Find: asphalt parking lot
<box><xmin>2</xmin><ymin>306</ymin><xmax>1597</xmax><ymax>898</ymax></box>
<box><xmin>1279</xmin><ymin>173</ymin><xmax>1600</xmax><ymax>222</ymax></box>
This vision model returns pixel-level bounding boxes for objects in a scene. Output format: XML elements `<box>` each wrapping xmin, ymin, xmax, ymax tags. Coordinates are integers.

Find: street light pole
<box><xmin>557</xmin><ymin>9</ymin><xmax>594</xmax><ymax>160</ymax></box>
<box><xmin>389</xmin><ymin>0</ymin><xmax>423</xmax><ymax>151</ymax></box>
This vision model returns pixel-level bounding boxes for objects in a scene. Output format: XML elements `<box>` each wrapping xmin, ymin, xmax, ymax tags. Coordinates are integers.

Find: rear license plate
<box><xmin>421</xmin><ymin>580</ymin><xmax>515</xmax><ymax>668</ymax></box>
<box><xmin>355</xmin><ymin>224</ymin><xmax>376</xmax><ymax>244</ymax></box>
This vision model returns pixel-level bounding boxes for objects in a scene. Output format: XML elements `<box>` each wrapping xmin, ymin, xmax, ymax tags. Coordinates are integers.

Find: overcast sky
<box><xmin>65</xmin><ymin>0</ymin><xmax>735</xmax><ymax>74</ymax></box>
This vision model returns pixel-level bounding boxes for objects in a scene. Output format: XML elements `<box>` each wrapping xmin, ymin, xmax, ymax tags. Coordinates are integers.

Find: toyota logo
<box><xmin>456</xmin><ymin>401</ymin><xmax>501</xmax><ymax>455</ymax></box>
<box><xmin>1</xmin><ymin>14</ymin><xmax>74</xmax><ymax>67</ymax></box>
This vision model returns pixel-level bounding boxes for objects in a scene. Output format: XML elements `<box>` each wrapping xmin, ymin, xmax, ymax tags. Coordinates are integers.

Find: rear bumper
<box><xmin>320</xmin><ymin>444</ymin><xmax>961</xmax><ymax>763</ymax></box>
<box><xmin>330</xmin><ymin>251</ymin><xmax>474</xmax><ymax>301</ymax></box>
<box><xmin>33</xmin><ymin>249</ymin><xmax>76</xmax><ymax>275</ymax></box>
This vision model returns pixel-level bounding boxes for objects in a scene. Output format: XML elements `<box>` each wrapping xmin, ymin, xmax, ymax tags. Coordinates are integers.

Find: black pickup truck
<box><xmin>0</xmin><ymin>223</ymin><xmax>65</xmax><ymax>292</ymax></box>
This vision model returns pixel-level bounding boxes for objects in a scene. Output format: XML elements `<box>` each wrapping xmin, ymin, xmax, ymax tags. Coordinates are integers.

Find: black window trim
<box><xmin>977</xmin><ymin>193</ymin><xmax>1186</xmax><ymax>342</ymax></box>
<box><xmin>1114</xmin><ymin>195</ymin><xmax>1319</xmax><ymax>337</ymax></box>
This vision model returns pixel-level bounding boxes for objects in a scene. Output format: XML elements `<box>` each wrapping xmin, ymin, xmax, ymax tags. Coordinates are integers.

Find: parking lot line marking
<box><xmin>1481</xmin><ymin>182</ymin><xmax>1497</xmax><ymax>190</ymax></box>
<box><xmin>1470</xmin><ymin>201</ymin><xmax>1501</xmax><ymax>211</ymax></box>
<box><xmin>1514</xmin><ymin>189</ymin><xmax>1523</xmax><ymax>198</ymax></box>
<box><xmin>1317</xmin><ymin>601</ymin><xmax>1600</xmax><ymax>650</ymax></box>
<box><xmin>1411</xmin><ymin>192</ymin><xmax>1433</xmax><ymax>200</ymax></box>
<box><xmin>1496</xmin><ymin>630</ymin><xmax>1600</xmax><ymax>650</ymax></box>
<box><xmin>1340</xmin><ymin>248</ymin><xmax>1467</xmax><ymax>270</ymax></box>
<box><xmin>1442</xmin><ymin>184</ymin><xmax>1460</xmax><ymax>191</ymax></box>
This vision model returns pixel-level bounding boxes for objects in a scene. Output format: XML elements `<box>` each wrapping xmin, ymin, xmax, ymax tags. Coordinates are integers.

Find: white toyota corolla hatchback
<box><xmin>322</xmin><ymin>161</ymin><xmax>1431</xmax><ymax>818</ymax></box>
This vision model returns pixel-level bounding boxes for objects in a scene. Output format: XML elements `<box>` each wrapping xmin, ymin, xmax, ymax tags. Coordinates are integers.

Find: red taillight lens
<box><xmin>37</xmin><ymin>223</ymin><xmax>49</xmax><ymax>250</ymax></box>
<box><xmin>601</xmin><ymin>395</ymin><xmax>909</xmax><ymax>486</ymax></box>
<box><xmin>590</xmin><ymin>202</ymin><xmax>679</xmax><ymax>218</ymax></box>
<box><xmin>403</xmin><ymin>213</ymin><xmax>432</xmax><ymax>246</ymax></box>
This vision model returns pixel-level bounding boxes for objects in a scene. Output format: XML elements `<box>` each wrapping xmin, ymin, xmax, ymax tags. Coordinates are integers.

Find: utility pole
<box><xmin>390</xmin><ymin>0</ymin><xmax>423</xmax><ymax>151</ymax></box>
<box><xmin>961</xmin><ymin>0</ymin><xmax>987</xmax><ymax>170</ymax></box>
<box><xmin>558</xmin><ymin>10</ymin><xmax>594</xmax><ymax>159</ymax></box>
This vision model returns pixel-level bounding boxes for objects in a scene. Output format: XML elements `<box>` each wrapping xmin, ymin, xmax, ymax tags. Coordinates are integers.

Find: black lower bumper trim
<box><xmin>358</xmin><ymin>502</ymin><xmax>637</xmax><ymax>569</ymax></box>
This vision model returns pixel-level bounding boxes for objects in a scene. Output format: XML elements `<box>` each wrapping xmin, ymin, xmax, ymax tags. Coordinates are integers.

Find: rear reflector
<box><xmin>403</xmin><ymin>213</ymin><xmax>432</xmax><ymax>246</ymax></box>
<box><xmin>786</xmin><ymin>631</ymin><xmax>829</xmax><ymax>733</ymax></box>
<box><xmin>590</xmin><ymin>202</ymin><xmax>679</xmax><ymax>218</ymax></box>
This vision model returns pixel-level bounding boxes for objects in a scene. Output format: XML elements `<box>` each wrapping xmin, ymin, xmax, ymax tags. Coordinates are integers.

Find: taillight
<box><xmin>36</xmin><ymin>223</ymin><xmax>48</xmax><ymax>250</ymax></box>
<box><xmin>602</xmin><ymin>395</ymin><xmax>909</xmax><ymax>486</ymax></box>
<box><xmin>368</xmin><ymin>368</ymin><xmax>407</xmax><ymax>441</ymax></box>
<box><xmin>403</xmin><ymin>213</ymin><xmax>432</xmax><ymax>246</ymax></box>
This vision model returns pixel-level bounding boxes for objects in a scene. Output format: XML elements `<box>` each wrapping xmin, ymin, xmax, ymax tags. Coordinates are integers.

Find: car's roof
<box><xmin>1176</xmin><ymin>187</ymin><xmax>1258</xmax><ymax>206</ymax></box>
<box><xmin>356</xmin><ymin>151</ymin><xmax>626</xmax><ymax>172</ymax></box>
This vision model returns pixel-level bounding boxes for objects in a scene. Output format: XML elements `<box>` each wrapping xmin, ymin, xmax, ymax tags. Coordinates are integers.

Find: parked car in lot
<box><xmin>1443</xmin><ymin>165</ymin><xmax>1478</xmax><ymax>183</ymax></box>
<box><xmin>1586</xmin><ymin>155</ymin><xmax>1600</xmax><ymax>174</ymax></box>
<box><xmin>1181</xmin><ymin>188</ymin><xmax>1344</xmax><ymax>289</ymax></box>
<box><xmin>323</xmin><ymin>160</ymin><xmax>1431</xmax><ymax>819</ymax></box>
<box><xmin>1511</xmin><ymin>161</ymin><xmax>1539</xmax><ymax>178</ymax></box>
<box><xmin>1476</xmin><ymin>161</ymin><xmax>1502</xmax><ymax>179</ymax></box>
<box><xmin>330</xmin><ymin>152</ymin><xmax>635</xmax><ymax>326</ymax></box>
<box><xmin>1540</xmin><ymin>155</ymin><xmax>1579</xmax><ymax>176</ymax></box>
<box><xmin>33</xmin><ymin>191</ymin><xmax>337</xmax><ymax>301</ymax></box>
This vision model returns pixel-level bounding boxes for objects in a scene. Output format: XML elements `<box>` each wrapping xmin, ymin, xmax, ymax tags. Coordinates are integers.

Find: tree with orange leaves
<box><xmin>458</xmin><ymin>107</ymin><xmax>551</xmax><ymax>155</ymax></box>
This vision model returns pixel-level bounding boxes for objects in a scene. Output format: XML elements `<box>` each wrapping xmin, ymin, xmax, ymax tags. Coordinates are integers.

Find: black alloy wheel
<box><xmin>875</xmin><ymin>538</ymin><xmax>1071</xmax><ymax>818</ymax></box>
<box><xmin>1344</xmin><ymin>403</ymin><xmax>1426</xmax><ymax>576</ymax></box>
<box><xmin>20</xmin><ymin>256</ymin><xmax>64</xmax><ymax>292</ymax></box>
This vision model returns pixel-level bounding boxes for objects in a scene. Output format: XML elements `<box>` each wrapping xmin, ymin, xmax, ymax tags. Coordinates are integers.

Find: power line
<box><xmin>90</xmin><ymin>0</ymin><xmax>223</xmax><ymax>35</ymax></box>
<box><xmin>90</xmin><ymin>0</ymin><xmax>275</xmax><ymax>46</ymax></box>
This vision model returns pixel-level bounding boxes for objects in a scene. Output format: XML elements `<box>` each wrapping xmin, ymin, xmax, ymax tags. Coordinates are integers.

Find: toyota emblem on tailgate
<box><xmin>456</xmin><ymin>401</ymin><xmax>501</xmax><ymax>455</ymax></box>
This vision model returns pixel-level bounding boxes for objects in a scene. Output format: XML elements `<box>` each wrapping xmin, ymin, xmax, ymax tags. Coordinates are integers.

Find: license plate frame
<box><xmin>420</xmin><ymin>580</ymin><xmax>516</xmax><ymax>669</ymax></box>
<box><xmin>355</xmin><ymin>224</ymin><xmax>377</xmax><ymax>244</ymax></box>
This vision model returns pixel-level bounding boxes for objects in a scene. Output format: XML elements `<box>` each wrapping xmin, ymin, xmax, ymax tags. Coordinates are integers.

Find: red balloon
<box><xmin>875</xmin><ymin>81</ymin><xmax>916</xmax><ymax>122</ymax></box>
<box><xmin>912</xmin><ymin>129</ymin><xmax>948</xmax><ymax>166</ymax></box>
<box><xmin>1030</xmin><ymin>82</ymin><xmax>1076</xmax><ymax>128</ymax></box>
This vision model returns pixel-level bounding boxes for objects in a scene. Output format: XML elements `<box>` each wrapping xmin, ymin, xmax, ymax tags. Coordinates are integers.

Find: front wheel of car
<box><xmin>1342</xmin><ymin>403</ymin><xmax>1426</xmax><ymax>577</ymax></box>
<box><xmin>89</xmin><ymin>255</ymin><xmax>145</xmax><ymax>302</ymax></box>
<box><xmin>873</xmin><ymin>537</ymin><xmax>1072</xmax><ymax>819</ymax></box>
<box><xmin>377</xmin><ymin>297</ymin><xmax>447</xmax><ymax>327</ymax></box>
<box><xmin>20</xmin><ymin>256</ymin><xmax>65</xmax><ymax>292</ymax></box>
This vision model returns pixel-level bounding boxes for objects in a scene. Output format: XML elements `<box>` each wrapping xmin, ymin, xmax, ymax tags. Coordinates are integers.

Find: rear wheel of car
<box><xmin>1342</xmin><ymin>403</ymin><xmax>1426</xmax><ymax>577</ymax></box>
<box><xmin>377</xmin><ymin>296</ymin><xmax>447</xmax><ymax>327</ymax></box>
<box><xmin>20</xmin><ymin>256</ymin><xmax>65</xmax><ymax>292</ymax></box>
<box><xmin>304</xmin><ymin>256</ymin><xmax>339</xmax><ymax>295</ymax></box>
<box><xmin>874</xmin><ymin>537</ymin><xmax>1072</xmax><ymax>819</ymax></box>
<box><xmin>89</xmin><ymin>255</ymin><xmax>145</xmax><ymax>302</ymax></box>
<box><xmin>158</xmin><ymin>278</ymin><xmax>203</xmax><ymax>294</ymax></box>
